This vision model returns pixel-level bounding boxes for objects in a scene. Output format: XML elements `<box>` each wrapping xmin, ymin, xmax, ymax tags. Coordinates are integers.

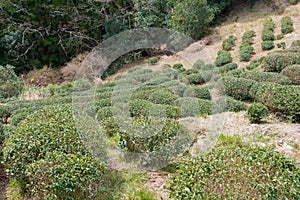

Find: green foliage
<box><xmin>246</xmin><ymin>58</ymin><xmax>264</xmax><ymax>70</ymax></box>
<box><xmin>262</xmin><ymin>40</ymin><xmax>275</xmax><ymax>51</ymax></box>
<box><xmin>215</xmin><ymin>96</ymin><xmax>248</xmax><ymax>113</ymax></box>
<box><xmin>222</xmin><ymin>35</ymin><xmax>237</xmax><ymax>51</ymax></box>
<box><xmin>223</xmin><ymin>77</ymin><xmax>255</xmax><ymax>100</ymax></box>
<box><xmin>281</xmin><ymin>16</ymin><xmax>294</xmax><ymax>34</ymax></box>
<box><xmin>239</xmin><ymin>42</ymin><xmax>254</xmax><ymax>62</ymax></box>
<box><xmin>215</xmin><ymin>50</ymin><xmax>232</xmax><ymax>66</ymax></box>
<box><xmin>277</xmin><ymin>41</ymin><xmax>286</xmax><ymax>49</ymax></box>
<box><xmin>169</xmin><ymin>0</ymin><xmax>214</xmax><ymax>39</ymax></box>
<box><xmin>276</xmin><ymin>33</ymin><xmax>284</xmax><ymax>40</ymax></box>
<box><xmin>185</xmin><ymin>73</ymin><xmax>205</xmax><ymax>85</ymax></box>
<box><xmin>217</xmin><ymin>62</ymin><xmax>238</xmax><ymax>73</ymax></box>
<box><xmin>3</xmin><ymin>104</ymin><xmax>90</xmax><ymax>179</ymax></box>
<box><xmin>242</xmin><ymin>30</ymin><xmax>256</xmax><ymax>44</ymax></box>
<box><xmin>168</xmin><ymin>135</ymin><xmax>300</xmax><ymax>199</ymax></box>
<box><xmin>288</xmin><ymin>0</ymin><xmax>298</xmax><ymax>4</ymax></box>
<box><xmin>247</xmin><ymin>103</ymin><xmax>269</xmax><ymax>123</ymax></box>
<box><xmin>147</xmin><ymin>57</ymin><xmax>159</xmax><ymax>65</ymax></box>
<box><xmin>183</xmin><ymin>86</ymin><xmax>211</xmax><ymax>100</ymax></box>
<box><xmin>178</xmin><ymin>97</ymin><xmax>213</xmax><ymax>117</ymax></box>
<box><xmin>263</xmin><ymin>18</ymin><xmax>276</xmax><ymax>31</ymax></box>
<box><xmin>0</xmin><ymin>122</ymin><xmax>4</xmax><ymax>146</ymax></box>
<box><xmin>262</xmin><ymin>29</ymin><xmax>275</xmax><ymax>41</ymax></box>
<box><xmin>263</xmin><ymin>50</ymin><xmax>300</xmax><ymax>72</ymax></box>
<box><xmin>0</xmin><ymin>65</ymin><xmax>23</xmax><ymax>100</ymax></box>
<box><xmin>25</xmin><ymin>152</ymin><xmax>106</xmax><ymax>200</ymax></box>
<box><xmin>291</xmin><ymin>40</ymin><xmax>300</xmax><ymax>48</ymax></box>
<box><xmin>281</xmin><ymin>65</ymin><xmax>300</xmax><ymax>85</ymax></box>
<box><xmin>250</xmin><ymin>82</ymin><xmax>300</xmax><ymax>122</ymax></box>
<box><xmin>173</xmin><ymin>63</ymin><xmax>184</xmax><ymax>69</ymax></box>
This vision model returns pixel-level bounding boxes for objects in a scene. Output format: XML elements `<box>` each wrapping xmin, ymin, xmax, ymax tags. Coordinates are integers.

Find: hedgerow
<box><xmin>281</xmin><ymin>16</ymin><xmax>294</xmax><ymax>34</ymax></box>
<box><xmin>235</xmin><ymin>71</ymin><xmax>292</xmax><ymax>85</ymax></box>
<box><xmin>217</xmin><ymin>62</ymin><xmax>238</xmax><ymax>73</ymax></box>
<box><xmin>281</xmin><ymin>65</ymin><xmax>300</xmax><ymax>85</ymax></box>
<box><xmin>250</xmin><ymin>82</ymin><xmax>300</xmax><ymax>122</ymax></box>
<box><xmin>168</xmin><ymin>135</ymin><xmax>300</xmax><ymax>199</ymax></box>
<box><xmin>223</xmin><ymin>77</ymin><xmax>256</xmax><ymax>100</ymax></box>
<box><xmin>263</xmin><ymin>50</ymin><xmax>300</xmax><ymax>72</ymax></box>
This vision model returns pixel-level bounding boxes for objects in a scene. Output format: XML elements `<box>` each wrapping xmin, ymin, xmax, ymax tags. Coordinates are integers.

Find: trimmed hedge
<box><xmin>281</xmin><ymin>16</ymin><xmax>294</xmax><ymax>34</ymax></box>
<box><xmin>25</xmin><ymin>152</ymin><xmax>106</xmax><ymax>199</ymax></box>
<box><xmin>247</xmin><ymin>103</ymin><xmax>269</xmax><ymax>123</ymax></box>
<box><xmin>240</xmin><ymin>71</ymin><xmax>292</xmax><ymax>85</ymax></box>
<box><xmin>215</xmin><ymin>51</ymin><xmax>232</xmax><ymax>67</ymax></box>
<box><xmin>223</xmin><ymin>77</ymin><xmax>256</xmax><ymax>100</ymax></box>
<box><xmin>217</xmin><ymin>63</ymin><xmax>238</xmax><ymax>74</ymax></box>
<box><xmin>183</xmin><ymin>86</ymin><xmax>211</xmax><ymax>100</ymax></box>
<box><xmin>250</xmin><ymin>82</ymin><xmax>300</xmax><ymax>122</ymax></box>
<box><xmin>239</xmin><ymin>42</ymin><xmax>254</xmax><ymax>62</ymax></box>
<box><xmin>222</xmin><ymin>35</ymin><xmax>237</xmax><ymax>51</ymax></box>
<box><xmin>263</xmin><ymin>50</ymin><xmax>300</xmax><ymax>72</ymax></box>
<box><xmin>3</xmin><ymin>104</ymin><xmax>90</xmax><ymax>179</ymax></box>
<box><xmin>281</xmin><ymin>65</ymin><xmax>300</xmax><ymax>85</ymax></box>
<box><xmin>262</xmin><ymin>30</ymin><xmax>275</xmax><ymax>41</ymax></box>
<box><xmin>242</xmin><ymin>30</ymin><xmax>256</xmax><ymax>44</ymax></box>
<box><xmin>215</xmin><ymin>96</ymin><xmax>248</xmax><ymax>113</ymax></box>
<box><xmin>185</xmin><ymin>73</ymin><xmax>206</xmax><ymax>85</ymax></box>
<box><xmin>168</xmin><ymin>136</ymin><xmax>300</xmax><ymax>199</ymax></box>
<box><xmin>262</xmin><ymin>40</ymin><xmax>275</xmax><ymax>51</ymax></box>
<box><xmin>178</xmin><ymin>97</ymin><xmax>213</xmax><ymax>117</ymax></box>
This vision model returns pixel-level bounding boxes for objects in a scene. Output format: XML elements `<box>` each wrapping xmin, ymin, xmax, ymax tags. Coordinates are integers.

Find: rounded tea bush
<box><xmin>169</xmin><ymin>136</ymin><xmax>300</xmax><ymax>199</ymax></box>
<box><xmin>3</xmin><ymin>104</ymin><xmax>89</xmax><ymax>179</ymax></box>
<box><xmin>262</xmin><ymin>40</ymin><xmax>275</xmax><ymax>51</ymax></box>
<box><xmin>25</xmin><ymin>152</ymin><xmax>106</xmax><ymax>200</ymax></box>
<box><xmin>215</xmin><ymin>50</ymin><xmax>232</xmax><ymax>66</ymax></box>
<box><xmin>281</xmin><ymin>65</ymin><xmax>300</xmax><ymax>85</ymax></box>
<box><xmin>247</xmin><ymin>103</ymin><xmax>269</xmax><ymax>123</ymax></box>
<box><xmin>223</xmin><ymin>77</ymin><xmax>256</xmax><ymax>100</ymax></box>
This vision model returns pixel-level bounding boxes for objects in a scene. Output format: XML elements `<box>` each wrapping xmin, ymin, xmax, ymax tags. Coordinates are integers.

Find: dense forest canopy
<box><xmin>0</xmin><ymin>0</ymin><xmax>266</xmax><ymax>73</ymax></box>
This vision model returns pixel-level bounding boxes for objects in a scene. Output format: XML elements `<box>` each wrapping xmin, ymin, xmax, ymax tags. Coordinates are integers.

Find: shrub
<box><xmin>264</xmin><ymin>18</ymin><xmax>276</xmax><ymax>31</ymax></box>
<box><xmin>173</xmin><ymin>63</ymin><xmax>184</xmax><ymax>69</ymax></box>
<box><xmin>25</xmin><ymin>152</ymin><xmax>106</xmax><ymax>199</ymax></box>
<box><xmin>247</xmin><ymin>103</ymin><xmax>269</xmax><ymax>123</ymax></box>
<box><xmin>147</xmin><ymin>57</ymin><xmax>159</xmax><ymax>65</ymax></box>
<box><xmin>262</xmin><ymin>40</ymin><xmax>275</xmax><ymax>51</ymax></box>
<box><xmin>185</xmin><ymin>73</ymin><xmax>205</xmax><ymax>85</ymax></box>
<box><xmin>239</xmin><ymin>42</ymin><xmax>254</xmax><ymax>62</ymax></box>
<box><xmin>263</xmin><ymin>50</ymin><xmax>300</xmax><ymax>72</ymax></box>
<box><xmin>250</xmin><ymin>82</ymin><xmax>300</xmax><ymax>122</ymax></box>
<box><xmin>281</xmin><ymin>16</ymin><xmax>294</xmax><ymax>34</ymax></box>
<box><xmin>217</xmin><ymin>63</ymin><xmax>238</xmax><ymax>73</ymax></box>
<box><xmin>291</xmin><ymin>40</ymin><xmax>300</xmax><ymax>48</ymax></box>
<box><xmin>223</xmin><ymin>77</ymin><xmax>256</xmax><ymax>100</ymax></box>
<box><xmin>0</xmin><ymin>122</ymin><xmax>4</xmax><ymax>145</ymax></box>
<box><xmin>222</xmin><ymin>35</ymin><xmax>237</xmax><ymax>51</ymax></box>
<box><xmin>178</xmin><ymin>97</ymin><xmax>213</xmax><ymax>117</ymax></box>
<box><xmin>281</xmin><ymin>65</ymin><xmax>300</xmax><ymax>85</ymax></box>
<box><xmin>262</xmin><ymin>29</ymin><xmax>275</xmax><ymax>41</ymax></box>
<box><xmin>183</xmin><ymin>86</ymin><xmax>211</xmax><ymax>100</ymax></box>
<box><xmin>168</xmin><ymin>135</ymin><xmax>300</xmax><ymax>199</ymax></box>
<box><xmin>215</xmin><ymin>50</ymin><xmax>232</xmax><ymax>66</ymax></box>
<box><xmin>242</xmin><ymin>30</ymin><xmax>256</xmax><ymax>44</ymax></box>
<box><xmin>277</xmin><ymin>42</ymin><xmax>286</xmax><ymax>49</ymax></box>
<box><xmin>183</xmin><ymin>68</ymin><xmax>199</xmax><ymax>75</ymax></box>
<box><xmin>246</xmin><ymin>59</ymin><xmax>263</xmax><ymax>70</ymax></box>
<box><xmin>243</xmin><ymin>71</ymin><xmax>292</xmax><ymax>85</ymax></box>
<box><xmin>0</xmin><ymin>65</ymin><xmax>23</xmax><ymax>100</ymax></box>
<box><xmin>288</xmin><ymin>0</ymin><xmax>298</xmax><ymax>4</ymax></box>
<box><xmin>215</xmin><ymin>96</ymin><xmax>248</xmax><ymax>113</ymax></box>
<box><xmin>276</xmin><ymin>33</ymin><xmax>284</xmax><ymax>40</ymax></box>
<box><xmin>3</xmin><ymin>104</ymin><xmax>90</xmax><ymax>179</ymax></box>
<box><xmin>192</xmin><ymin>59</ymin><xmax>205</xmax><ymax>70</ymax></box>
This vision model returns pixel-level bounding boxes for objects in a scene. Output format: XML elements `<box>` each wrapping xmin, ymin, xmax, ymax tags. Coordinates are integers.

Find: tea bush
<box><xmin>263</xmin><ymin>50</ymin><xmax>300</xmax><ymax>72</ymax></box>
<box><xmin>168</xmin><ymin>135</ymin><xmax>300</xmax><ymax>199</ymax></box>
<box><xmin>281</xmin><ymin>65</ymin><xmax>300</xmax><ymax>85</ymax></box>
<box><xmin>222</xmin><ymin>35</ymin><xmax>237</xmax><ymax>51</ymax></box>
<box><xmin>239</xmin><ymin>42</ymin><xmax>254</xmax><ymax>62</ymax></box>
<box><xmin>250</xmin><ymin>82</ymin><xmax>300</xmax><ymax>122</ymax></box>
<box><xmin>178</xmin><ymin>97</ymin><xmax>212</xmax><ymax>117</ymax></box>
<box><xmin>215</xmin><ymin>96</ymin><xmax>248</xmax><ymax>113</ymax></box>
<box><xmin>217</xmin><ymin>62</ymin><xmax>238</xmax><ymax>73</ymax></box>
<box><xmin>233</xmin><ymin>71</ymin><xmax>292</xmax><ymax>85</ymax></box>
<box><xmin>147</xmin><ymin>57</ymin><xmax>159</xmax><ymax>65</ymax></box>
<box><xmin>223</xmin><ymin>77</ymin><xmax>255</xmax><ymax>100</ymax></box>
<box><xmin>3</xmin><ymin>104</ymin><xmax>89</xmax><ymax>179</ymax></box>
<box><xmin>185</xmin><ymin>73</ymin><xmax>206</xmax><ymax>85</ymax></box>
<box><xmin>25</xmin><ymin>152</ymin><xmax>106</xmax><ymax>200</ymax></box>
<box><xmin>242</xmin><ymin>30</ymin><xmax>256</xmax><ymax>44</ymax></box>
<box><xmin>276</xmin><ymin>33</ymin><xmax>284</xmax><ymax>40</ymax></box>
<box><xmin>173</xmin><ymin>63</ymin><xmax>184</xmax><ymax>69</ymax></box>
<box><xmin>262</xmin><ymin>40</ymin><xmax>275</xmax><ymax>50</ymax></box>
<box><xmin>281</xmin><ymin>16</ymin><xmax>294</xmax><ymax>34</ymax></box>
<box><xmin>262</xmin><ymin>30</ymin><xmax>275</xmax><ymax>41</ymax></box>
<box><xmin>183</xmin><ymin>86</ymin><xmax>211</xmax><ymax>100</ymax></box>
<box><xmin>263</xmin><ymin>18</ymin><xmax>276</xmax><ymax>31</ymax></box>
<box><xmin>192</xmin><ymin>59</ymin><xmax>205</xmax><ymax>70</ymax></box>
<box><xmin>247</xmin><ymin>103</ymin><xmax>269</xmax><ymax>123</ymax></box>
<box><xmin>246</xmin><ymin>58</ymin><xmax>263</xmax><ymax>70</ymax></box>
<box><xmin>0</xmin><ymin>65</ymin><xmax>23</xmax><ymax>100</ymax></box>
<box><xmin>215</xmin><ymin>51</ymin><xmax>232</xmax><ymax>66</ymax></box>
<box><xmin>277</xmin><ymin>41</ymin><xmax>286</xmax><ymax>49</ymax></box>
